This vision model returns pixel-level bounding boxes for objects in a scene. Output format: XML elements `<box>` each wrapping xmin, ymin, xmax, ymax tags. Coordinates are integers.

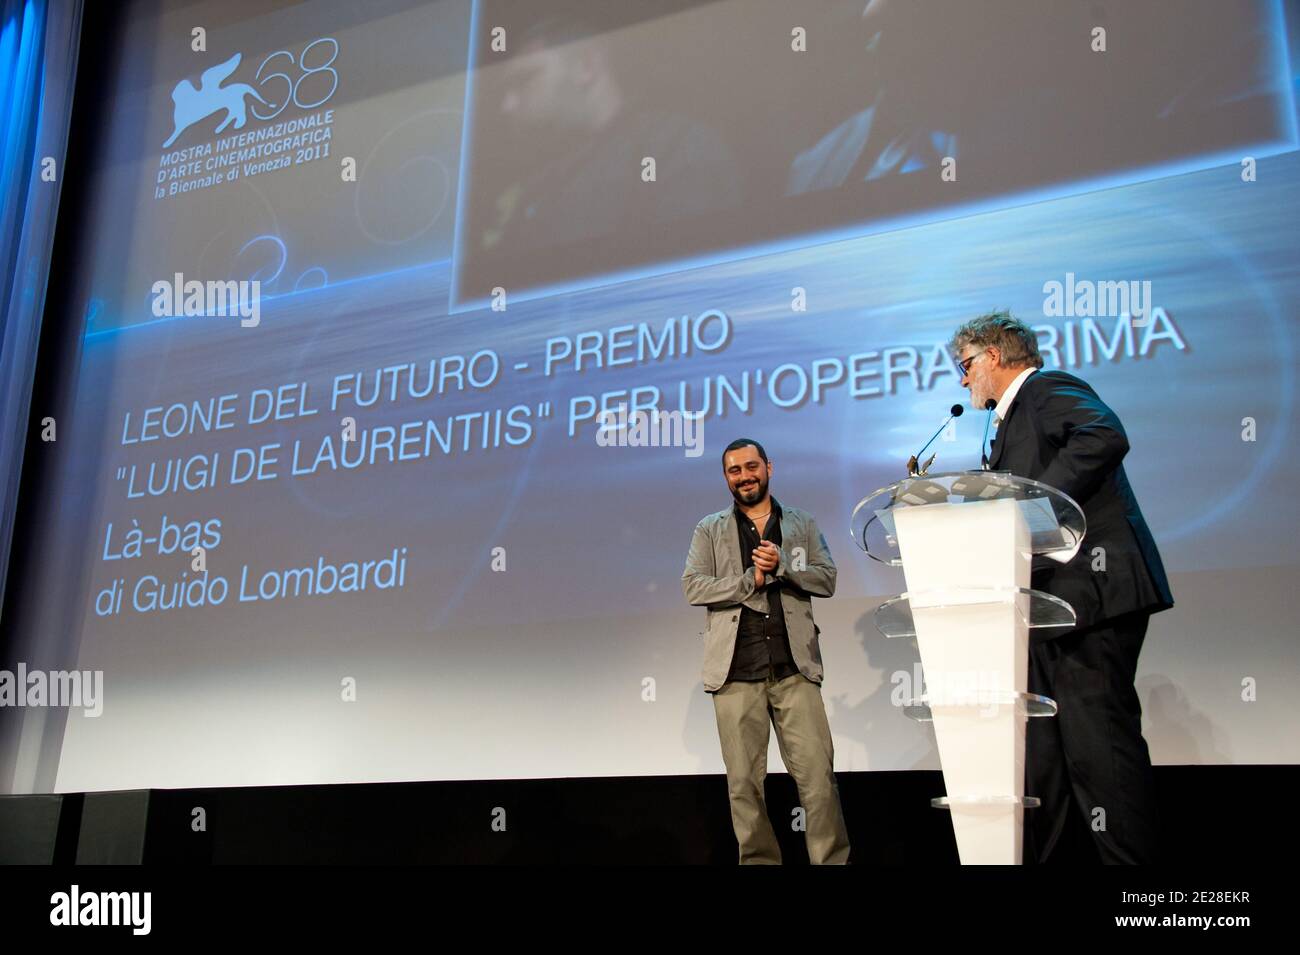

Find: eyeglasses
<box><xmin>955</xmin><ymin>352</ymin><xmax>983</xmax><ymax>377</ymax></box>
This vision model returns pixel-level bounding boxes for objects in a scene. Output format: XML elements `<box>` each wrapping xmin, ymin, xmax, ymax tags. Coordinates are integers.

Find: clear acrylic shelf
<box><xmin>931</xmin><ymin>795</ymin><xmax>1041</xmax><ymax>810</ymax></box>
<box><xmin>900</xmin><ymin>692</ymin><xmax>1059</xmax><ymax>722</ymax></box>
<box><xmin>850</xmin><ymin>470</ymin><xmax>1086</xmax><ymax>566</ymax></box>
<box><xmin>873</xmin><ymin>586</ymin><xmax>1077</xmax><ymax>638</ymax></box>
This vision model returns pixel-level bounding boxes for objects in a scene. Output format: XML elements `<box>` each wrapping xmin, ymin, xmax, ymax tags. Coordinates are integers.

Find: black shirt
<box><xmin>726</xmin><ymin>497</ymin><xmax>799</xmax><ymax>683</ymax></box>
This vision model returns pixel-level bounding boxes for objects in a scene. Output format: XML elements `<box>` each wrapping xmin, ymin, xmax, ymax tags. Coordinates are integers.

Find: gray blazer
<box><xmin>681</xmin><ymin>502</ymin><xmax>837</xmax><ymax>692</ymax></box>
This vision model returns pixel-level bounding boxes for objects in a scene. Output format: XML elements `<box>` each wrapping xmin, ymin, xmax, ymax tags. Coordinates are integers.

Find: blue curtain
<box><xmin>0</xmin><ymin>0</ymin><xmax>80</xmax><ymax>618</ymax></box>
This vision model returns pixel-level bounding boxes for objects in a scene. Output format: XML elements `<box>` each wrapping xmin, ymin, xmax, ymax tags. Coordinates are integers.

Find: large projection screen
<box><xmin>1</xmin><ymin>0</ymin><xmax>1297</xmax><ymax>793</ymax></box>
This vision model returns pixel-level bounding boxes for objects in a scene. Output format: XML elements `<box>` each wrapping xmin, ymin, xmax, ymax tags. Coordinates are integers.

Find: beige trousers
<box><xmin>712</xmin><ymin>673</ymin><xmax>851</xmax><ymax>864</ymax></box>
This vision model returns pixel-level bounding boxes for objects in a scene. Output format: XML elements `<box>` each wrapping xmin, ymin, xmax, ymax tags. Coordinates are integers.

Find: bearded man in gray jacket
<box><xmin>682</xmin><ymin>438</ymin><xmax>850</xmax><ymax>864</ymax></box>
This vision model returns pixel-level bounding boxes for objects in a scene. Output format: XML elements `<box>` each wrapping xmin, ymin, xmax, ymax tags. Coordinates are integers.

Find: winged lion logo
<box><xmin>163</xmin><ymin>53</ymin><xmax>272</xmax><ymax>148</ymax></box>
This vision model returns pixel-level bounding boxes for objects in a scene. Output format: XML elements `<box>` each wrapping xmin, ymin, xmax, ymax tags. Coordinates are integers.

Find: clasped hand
<box><xmin>752</xmin><ymin>540</ymin><xmax>780</xmax><ymax>587</ymax></box>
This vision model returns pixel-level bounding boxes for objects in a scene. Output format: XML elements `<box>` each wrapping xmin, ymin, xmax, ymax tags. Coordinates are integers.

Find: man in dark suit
<box><xmin>950</xmin><ymin>310</ymin><xmax>1174</xmax><ymax>864</ymax></box>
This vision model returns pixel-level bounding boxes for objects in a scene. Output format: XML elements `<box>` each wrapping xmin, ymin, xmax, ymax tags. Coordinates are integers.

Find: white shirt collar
<box><xmin>993</xmin><ymin>367</ymin><xmax>1036</xmax><ymax>424</ymax></box>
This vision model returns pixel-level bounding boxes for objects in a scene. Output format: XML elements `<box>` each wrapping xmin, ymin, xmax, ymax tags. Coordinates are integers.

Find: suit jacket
<box><xmin>988</xmin><ymin>369</ymin><xmax>1173</xmax><ymax>632</ymax></box>
<box><xmin>682</xmin><ymin>502</ymin><xmax>835</xmax><ymax>692</ymax></box>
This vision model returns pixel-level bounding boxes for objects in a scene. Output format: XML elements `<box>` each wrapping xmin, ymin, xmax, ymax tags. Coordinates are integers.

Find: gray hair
<box><xmin>949</xmin><ymin>309</ymin><xmax>1044</xmax><ymax>369</ymax></box>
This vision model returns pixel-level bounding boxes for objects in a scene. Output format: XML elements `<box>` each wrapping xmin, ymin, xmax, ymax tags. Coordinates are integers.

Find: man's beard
<box><xmin>731</xmin><ymin>475</ymin><xmax>767</xmax><ymax>506</ymax></box>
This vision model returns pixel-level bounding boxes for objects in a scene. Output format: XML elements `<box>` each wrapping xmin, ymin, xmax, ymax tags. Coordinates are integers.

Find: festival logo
<box><xmin>163</xmin><ymin>53</ymin><xmax>269</xmax><ymax>148</ymax></box>
<box><xmin>156</xmin><ymin>39</ymin><xmax>340</xmax><ymax>200</ymax></box>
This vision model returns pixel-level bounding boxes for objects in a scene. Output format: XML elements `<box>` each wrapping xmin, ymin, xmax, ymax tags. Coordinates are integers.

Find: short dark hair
<box><xmin>721</xmin><ymin>438</ymin><xmax>768</xmax><ymax>467</ymax></box>
<box><xmin>949</xmin><ymin>309</ymin><xmax>1044</xmax><ymax>370</ymax></box>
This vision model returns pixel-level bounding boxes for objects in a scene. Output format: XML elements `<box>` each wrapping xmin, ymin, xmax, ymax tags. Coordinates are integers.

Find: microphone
<box><xmin>907</xmin><ymin>404</ymin><xmax>964</xmax><ymax>476</ymax></box>
<box><xmin>980</xmin><ymin>398</ymin><xmax>997</xmax><ymax>469</ymax></box>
